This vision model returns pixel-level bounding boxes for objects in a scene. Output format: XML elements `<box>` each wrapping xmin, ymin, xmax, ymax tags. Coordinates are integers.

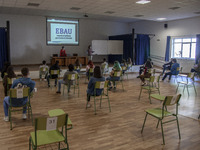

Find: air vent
<box><xmin>169</xmin><ymin>7</ymin><xmax>180</xmax><ymax>10</ymax></box>
<box><xmin>134</xmin><ymin>15</ymin><xmax>144</xmax><ymax>17</ymax></box>
<box><xmin>70</xmin><ymin>7</ymin><xmax>81</xmax><ymax>10</ymax></box>
<box><xmin>104</xmin><ymin>11</ymin><xmax>115</xmax><ymax>14</ymax></box>
<box><xmin>194</xmin><ymin>11</ymin><xmax>200</xmax><ymax>14</ymax></box>
<box><xmin>27</xmin><ymin>3</ymin><xmax>40</xmax><ymax>7</ymax></box>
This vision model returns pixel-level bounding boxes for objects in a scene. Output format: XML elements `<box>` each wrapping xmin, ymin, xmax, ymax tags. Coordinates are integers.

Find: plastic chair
<box><xmin>121</xmin><ymin>66</ymin><xmax>128</xmax><ymax>80</ymax></box>
<box><xmin>141</xmin><ymin>94</ymin><xmax>182</xmax><ymax>145</ymax></box>
<box><xmin>39</xmin><ymin>67</ymin><xmax>48</xmax><ymax>80</ymax></box>
<box><xmin>9</xmin><ymin>87</ymin><xmax>33</xmax><ymax>130</ymax></box>
<box><xmin>29</xmin><ymin>113</ymin><xmax>69</xmax><ymax>150</ymax></box>
<box><xmin>7</xmin><ymin>77</ymin><xmax>17</xmax><ymax>94</ymax></box>
<box><xmin>49</xmin><ymin>70</ymin><xmax>60</xmax><ymax>87</ymax></box>
<box><xmin>86</xmin><ymin>81</ymin><xmax>111</xmax><ymax>115</ymax></box>
<box><xmin>112</xmin><ymin>71</ymin><xmax>124</xmax><ymax>91</ymax></box>
<box><xmin>139</xmin><ymin>76</ymin><xmax>160</xmax><ymax>104</ymax></box>
<box><xmin>63</xmin><ymin>74</ymin><xmax>79</xmax><ymax>97</ymax></box>
<box><xmin>176</xmin><ymin>72</ymin><xmax>197</xmax><ymax>96</ymax></box>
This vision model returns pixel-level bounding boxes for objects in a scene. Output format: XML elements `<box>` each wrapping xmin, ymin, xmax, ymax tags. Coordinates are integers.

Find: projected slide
<box><xmin>47</xmin><ymin>18</ymin><xmax>79</xmax><ymax>45</ymax></box>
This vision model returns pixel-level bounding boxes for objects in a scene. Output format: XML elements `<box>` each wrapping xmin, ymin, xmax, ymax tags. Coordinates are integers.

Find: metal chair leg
<box><xmin>138</xmin><ymin>87</ymin><xmax>143</xmax><ymax>100</ymax></box>
<box><xmin>176</xmin><ymin>116</ymin><xmax>181</xmax><ymax>139</ymax></box>
<box><xmin>161</xmin><ymin>120</ymin><xmax>165</xmax><ymax>145</ymax></box>
<box><xmin>141</xmin><ymin>113</ymin><xmax>148</xmax><ymax>133</ymax></box>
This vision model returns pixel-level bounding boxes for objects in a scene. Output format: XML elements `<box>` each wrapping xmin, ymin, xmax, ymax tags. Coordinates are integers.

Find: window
<box><xmin>171</xmin><ymin>37</ymin><xmax>196</xmax><ymax>59</ymax></box>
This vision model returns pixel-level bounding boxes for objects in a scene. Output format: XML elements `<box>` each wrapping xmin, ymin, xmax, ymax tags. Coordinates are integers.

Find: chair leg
<box><xmin>94</xmin><ymin>97</ymin><xmax>97</xmax><ymax>115</ymax></box>
<box><xmin>176</xmin><ymin>83</ymin><xmax>180</xmax><ymax>93</ymax></box>
<box><xmin>141</xmin><ymin>113</ymin><xmax>148</xmax><ymax>134</ymax></box>
<box><xmin>176</xmin><ymin>116</ymin><xmax>181</xmax><ymax>139</ymax></box>
<box><xmin>107</xmin><ymin>96</ymin><xmax>111</xmax><ymax>112</ymax></box>
<box><xmin>121</xmin><ymin>81</ymin><xmax>124</xmax><ymax>91</ymax></box>
<box><xmin>156</xmin><ymin>120</ymin><xmax>160</xmax><ymax>128</ymax></box>
<box><xmin>138</xmin><ymin>87</ymin><xmax>143</xmax><ymax>100</ymax></box>
<box><xmin>100</xmin><ymin>95</ymin><xmax>102</xmax><ymax>108</ymax></box>
<box><xmin>29</xmin><ymin>137</ymin><xmax>31</xmax><ymax>150</ymax></box>
<box><xmin>186</xmin><ymin>85</ymin><xmax>189</xmax><ymax>96</ymax></box>
<box><xmin>183</xmin><ymin>85</ymin><xmax>186</xmax><ymax>93</ymax></box>
<box><xmin>161</xmin><ymin>120</ymin><xmax>165</xmax><ymax>145</ymax></box>
<box><xmin>193</xmin><ymin>83</ymin><xmax>197</xmax><ymax>95</ymax></box>
<box><xmin>148</xmin><ymin>90</ymin><xmax>152</xmax><ymax>104</ymax></box>
<box><xmin>30</xmin><ymin>106</ymin><xmax>33</xmax><ymax>125</ymax></box>
<box><xmin>9</xmin><ymin>109</ymin><xmax>12</xmax><ymax>130</ymax></box>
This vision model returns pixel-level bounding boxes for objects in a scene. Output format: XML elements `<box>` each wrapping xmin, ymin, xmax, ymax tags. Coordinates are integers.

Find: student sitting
<box><xmin>74</xmin><ymin>58</ymin><xmax>82</xmax><ymax>73</ymax></box>
<box><xmin>86</xmin><ymin>66</ymin><xmax>105</xmax><ymax>108</ymax></box>
<box><xmin>47</xmin><ymin>61</ymin><xmax>60</xmax><ymax>87</ymax></box>
<box><xmin>161</xmin><ymin>58</ymin><xmax>173</xmax><ymax>75</ymax></box>
<box><xmin>3</xmin><ymin>67</ymin><xmax>35</xmax><ymax>121</ymax></box>
<box><xmin>162</xmin><ymin>59</ymin><xmax>180</xmax><ymax>81</ymax></box>
<box><xmin>106</xmin><ymin>61</ymin><xmax>122</xmax><ymax>90</ymax></box>
<box><xmin>137</xmin><ymin>67</ymin><xmax>151</xmax><ymax>86</ymax></box>
<box><xmin>39</xmin><ymin>60</ymin><xmax>49</xmax><ymax>81</ymax></box>
<box><xmin>191</xmin><ymin>58</ymin><xmax>200</xmax><ymax>73</ymax></box>
<box><xmin>56</xmin><ymin>64</ymin><xmax>78</xmax><ymax>94</ymax></box>
<box><xmin>101</xmin><ymin>58</ymin><xmax>108</xmax><ymax>75</ymax></box>
<box><xmin>139</xmin><ymin>58</ymin><xmax>153</xmax><ymax>75</ymax></box>
<box><xmin>86</xmin><ymin>60</ymin><xmax>95</xmax><ymax>80</ymax></box>
<box><xmin>127</xmin><ymin>57</ymin><xmax>133</xmax><ymax>70</ymax></box>
<box><xmin>3</xmin><ymin>66</ymin><xmax>17</xmax><ymax>96</ymax></box>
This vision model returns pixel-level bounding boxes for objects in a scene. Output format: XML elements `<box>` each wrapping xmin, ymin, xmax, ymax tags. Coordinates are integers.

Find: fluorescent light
<box><xmin>156</xmin><ymin>18</ymin><xmax>167</xmax><ymax>21</ymax></box>
<box><xmin>136</xmin><ymin>0</ymin><xmax>151</xmax><ymax>4</ymax></box>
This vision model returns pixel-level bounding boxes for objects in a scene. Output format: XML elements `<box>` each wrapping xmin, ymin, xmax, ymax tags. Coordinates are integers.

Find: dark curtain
<box><xmin>195</xmin><ymin>34</ymin><xmax>200</xmax><ymax>64</ymax></box>
<box><xmin>0</xmin><ymin>28</ymin><xmax>7</xmax><ymax>71</ymax></box>
<box><xmin>108</xmin><ymin>34</ymin><xmax>133</xmax><ymax>63</ymax></box>
<box><xmin>165</xmin><ymin>36</ymin><xmax>171</xmax><ymax>61</ymax></box>
<box><xmin>135</xmin><ymin>34</ymin><xmax>150</xmax><ymax>65</ymax></box>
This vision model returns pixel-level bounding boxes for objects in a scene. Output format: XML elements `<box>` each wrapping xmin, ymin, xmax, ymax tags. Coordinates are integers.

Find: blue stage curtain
<box><xmin>195</xmin><ymin>34</ymin><xmax>200</xmax><ymax>64</ymax></box>
<box><xmin>0</xmin><ymin>28</ymin><xmax>7</xmax><ymax>71</ymax></box>
<box><xmin>135</xmin><ymin>34</ymin><xmax>150</xmax><ymax>65</ymax></box>
<box><xmin>109</xmin><ymin>34</ymin><xmax>133</xmax><ymax>64</ymax></box>
<box><xmin>165</xmin><ymin>36</ymin><xmax>171</xmax><ymax>62</ymax></box>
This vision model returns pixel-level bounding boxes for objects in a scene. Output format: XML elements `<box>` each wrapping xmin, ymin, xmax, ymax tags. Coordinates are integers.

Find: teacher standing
<box><xmin>60</xmin><ymin>46</ymin><xmax>67</xmax><ymax>57</ymax></box>
<box><xmin>87</xmin><ymin>45</ymin><xmax>94</xmax><ymax>60</ymax></box>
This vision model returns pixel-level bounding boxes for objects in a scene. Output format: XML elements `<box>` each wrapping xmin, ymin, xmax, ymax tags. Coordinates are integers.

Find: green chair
<box><xmin>86</xmin><ymin>81</ymin><xmax>111</xmax><ymax>115</ymax></box>
<box><xmin>49</xmin><ymin>70</ymin><xmax>60</xmax><ymax>87</ymax></box>
<box><xmin>29</xmin><ymin>113</ymin><xmax>69</xmax><ymax>150</ymax></box>
<box><xmin>121</xmin><ymin>66</ymin><xmax>128</xmax><ymax>80</ymax></box>
<box><xmin>176</xmin><ymin>72</ymin><xmax>197</xmax><ymax>96</ymax></box>
<box><xmin>112</xmin><ymin>71</ymin><xmax>124</xmax><ymax>91</ymax></box>
<box><xmin>85</xmin><ymin>68</ymin><xmax>94</xmax><ymax>83</ymax></box>
<box><xmin>63</xmin><ymin>74</ymin><xmax>79</xmax><ymax>97</ymax></box>
<box><xmin>39</xmin><ymin>67</ymin><xmax>48</xmax><ymax>80</ymax></box>
<box><xmin>9</xmin><ymin>87</ymin><xmax>33</xmax><ymax>130</ymax></box>
<box><xmin>141</xmin><ymin>94</ymin><xmax>182</xmax><ymax>145</ymax></box>
<box><xmin>6</xmin><ymin>77</ymin><xmax>17</xmax><ymax>95</ymax></box>
<box><xmin>139</xmin><ymin>76</ymin><xmax>160</xmax><ymax>104</ymax></box>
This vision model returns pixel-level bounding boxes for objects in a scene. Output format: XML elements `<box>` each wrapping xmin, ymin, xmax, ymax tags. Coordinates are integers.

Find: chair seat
<box><xmin>145</xmin><ymin>108</ymin><xmax>172</xmax><ymax>118</ymax></box>
<box><xmin>177</xmin><ymin>81</ymin><xmax>193</xmax><ymax>85</ymax></box>
<box><xmin>150</xmin><ymin>94</ymin><xmax>165</xmax><ymax>101</ymax></box>
<box><xmin>30</xmin><ymin>130</ymin><xmax>65</xmax><ymax>146</ymax></box>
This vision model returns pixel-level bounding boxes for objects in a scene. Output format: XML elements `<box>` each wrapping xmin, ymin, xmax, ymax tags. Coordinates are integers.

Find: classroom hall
<box><xmin>0</xmin><ymin>0</ymin><xmax>200</xmax><ymax>150</ymax></box>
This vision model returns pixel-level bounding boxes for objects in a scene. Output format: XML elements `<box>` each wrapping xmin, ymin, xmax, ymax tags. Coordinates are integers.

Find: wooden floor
<box><xmin>0</xmin><ymin>73</ymin><xmax>200</xmax><ymax>150</ymax></box>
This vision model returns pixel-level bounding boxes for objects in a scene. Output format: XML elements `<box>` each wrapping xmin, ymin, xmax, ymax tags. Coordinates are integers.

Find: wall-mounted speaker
<box><xmin>164</xmin><ymin>23</ymin><xmax>168</xmax><ymax>29</ymax></box>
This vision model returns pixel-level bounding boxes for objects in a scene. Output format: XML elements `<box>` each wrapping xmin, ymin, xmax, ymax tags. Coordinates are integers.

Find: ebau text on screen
<box><xmin>56</xmin><ymin>28</ymin><xmax>72</xmax><ymax>34</ymax></box>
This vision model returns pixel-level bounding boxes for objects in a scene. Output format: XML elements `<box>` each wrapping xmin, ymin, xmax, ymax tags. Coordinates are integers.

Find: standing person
<box><xmin>86</xmin><ymin>66</ymin><xmax>105</xmax><ymax>108</ymax></box>
<box><xmin>139</xmin><ymin>58</ymin><xmax>153</xmax><ymax>75</ymax></box>
<box><xmin>56</xmin><ymin>64</ymin><xmax>78</xmax><ymax>94</ymax></box>
<box><xmin>3</xmin><ymin>67</ymin><xmax>35</xmax><ymax>121</ymax></box>
<box><xmin>39</xmin><ymin>60</ymin><xmax>49</xmax><ymax>81</ymax></box>
<box><xmin>101</xmin><ymin>58</ymin><xmax>108</xmax><ymax>75</ymax></box>
<box><xmin>86</xmin><ymin>60</ymin><xmax>95</xmax><ymax>80</ymax></box>
<box><xmin>60</xmin><ymin>46</ymin><xmax>67</xmax><ymax>57</ymax></box>
<box><xmin>87</xmin><ymin>45</ymin><xmax>94</xmax><ymax>60</ymax></box>
<box><xmin>106</xmin><ymin>61</ymin><xmax>122</xmax><ymax>90</ymax></box>
<box><xmin>1</xmin><ymin>62</ymin><xmax>10</xmax><ymax>79</ymax></box>
<box><xmin>47</xmin><ymin>61</ymin><xmax>60</xmax><ymax>87</ymax></box>
<box><xmin>3</xmin><ymin>66</ymin><xmax>17</xmax><ymax>96</ymax></box>
<box><xmin>161</xmin><ymin>58</ymin><xmax>173</xmax><ymax>75</ymax></box>
<box><xmin>162</xmin><ymin>59</ymin><xmax>180</xmax><ymax>81</ymax></box>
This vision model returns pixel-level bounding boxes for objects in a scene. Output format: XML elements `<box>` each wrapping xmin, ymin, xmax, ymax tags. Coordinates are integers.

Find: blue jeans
<box><xmin>162</xmin><ymin>72</ymin><xmax>172</xmax><ymax>81</ymax></box>
<box><xmin>3</xmin><ymin>96</ymin><xmax>27</xmax><ymax>116</ymax></box>
<box><xmin>47</xmin><ymin>75</ymin><xmax>57</xmax><ymax>86</ymax></box>
<box><xmin>162</xmin><ymin>65</ymin><xmax>171</xmax><ymax>74</ymax></box>
<box><xmin>106</xmin><ymin>76</ymin><xmax>120</xmax><ymax>86</ymax></box>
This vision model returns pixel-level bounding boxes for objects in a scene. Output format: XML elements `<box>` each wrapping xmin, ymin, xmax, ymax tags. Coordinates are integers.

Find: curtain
<box><xmin>135</xmin><ymin>34</ymin><xmax>150</xmax><ymax>65</ymax></box>
<box><xmin>109</xmin><ymin>34</ymin><xmax>133</xmax><ymax>64</ymax></box>
<box><xmin>165</xmin><ymin>36</ymin><xmax>171</xmax><ymax>62</ymax></box>
<box><xmin>0</xmin><ymin>28</ymin><xmax>7</xmax><ymax>71</ymax></box>
<box><xmin>195</xmin><ymin>34</ymin><xmax>200</xmax><ymax>64</ymax></box>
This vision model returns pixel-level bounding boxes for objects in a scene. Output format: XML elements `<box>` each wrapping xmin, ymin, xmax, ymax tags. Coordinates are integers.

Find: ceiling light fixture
<box><xmin>156</xmin><ymin>18</ymin><xmax>167</xmax><ymax>21</ymax></box>
<box><xmin>136</xmin><ymin>0</ymin><xmax>151</xmax><ymax>4</ymax></box>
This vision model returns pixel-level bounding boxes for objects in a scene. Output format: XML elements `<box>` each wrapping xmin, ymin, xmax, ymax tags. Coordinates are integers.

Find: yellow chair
<box><xmin>49</xmin><ymin>70</ymin><xmax>60</xmax><ymax>87</ymax></box>
<box><xmin>112</xmin><ymin>71</ymin><xmax>124</xmax><ymax>91</ymax></box>
<box><xmin>29</xmin><ymin>113</ymin><xmax>69</xmax><ymax>150</ymax></box>
<box><xmin>6</xmin><ymin>77</ymin><xmax>17</xmax><ymax>95</ymax></box>
<box><xmin>39</xmin><ymin>67</ymin><xmax>48</xmax><ymax>80</ymax></box>
<box><xmin>176</xmin><ymin>72</ymin><xmax>197</xmax><ymax>96</ymax></box>
<box><xmin>141</xmin><ymin>94</ymin><xmax>182</xmax><ymax>145</ymax></box>
<box><xmin>86</xmin><ymin>81</ymin><xmax>111</xmax><ymax>115</ymax></box>
<box><xmin>63</xmin><ymin>74</ymin><xmax>79</xmax><ymax>97</ymax></box>
<box><xmin>9</xmin><ymin>87</ymin><xmax>32</xmax><ymax>130</ymax></box>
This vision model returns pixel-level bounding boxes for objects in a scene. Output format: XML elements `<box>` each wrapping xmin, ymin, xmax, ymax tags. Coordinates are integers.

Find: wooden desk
<box><xmin>51</xmin><ymin>56</ymin><xmax>88</xmax><ymax>66</ymax></box>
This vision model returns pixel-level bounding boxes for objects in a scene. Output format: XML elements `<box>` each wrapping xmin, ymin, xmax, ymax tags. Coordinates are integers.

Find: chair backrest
<box><xmin>7</xmin><ymin>77</ymin><xmax>16</xmax><ymax>85</ymax></box>
<box><xmin>40</xmin><ymin>67</ymin><xmax>48</xmax><ymax>72</ymax></box>
<box><xmin>176</xmin><ymin>67</ymin><xmax>180</xmax><ymax>71</ymax></box>
<box><xmin>114</xmin><ymin>71</ymin><xmax>122</xmax><ymax>77</ymax></box>
<box><xmin>50</xmin><ymin>70</ymin><xmax>60</xmax><ymax>75</ymax></box>
<box><xmin>149</xmin><ymin>76</ymin><xmax>155</xmax><ymax>83</ymax></box>
<box><xmin>95</xmin><ymin>81</ymin><xmax>108</xmax><ymax>89</ymax></box>
<box><xmin>67</xmin><ymin>74</ymin><xmax>78</xmax><ymax>80</ymax></box>
<box><xmin>9</xmin><ymin>87</ymin><xmax>30</xmax><ymax>98</ymax></box>
<box><xmin>74</xmin><ymin>66</ymin><xmax>80</xmax><ymax>70</ymax></box>
<box><xmin>89</xmin><ymin>68</ymin><xmax>94</xmax><ymax>73</ymax></box>
<box><xmin>188</xmin><ymin>72</ymin><xmax>195</xmax><ymax>80</ymax></box>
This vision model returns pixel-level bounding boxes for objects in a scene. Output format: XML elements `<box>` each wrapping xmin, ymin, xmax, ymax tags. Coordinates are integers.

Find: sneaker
<box><xmin>4</xmin><ymin>116</ymin><xmax>9</xmax><ymax>122</ymax></box>
<box><xmin>87</xmin><ymin>103</ymin><xmax>91</xmax><ymax>108</ymax></box>
<box><xmin>56</xmin><ymin>91</ymin><xmax>61</xmax><ymax>94</ymax></box>
<box><xmin>22</xmin><ymin>114</ymin><xmax>27</xmax><ymax>120</ymax></box>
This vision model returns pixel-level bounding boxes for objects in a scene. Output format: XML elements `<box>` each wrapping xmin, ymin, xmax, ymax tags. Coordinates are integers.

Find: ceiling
<box><xmin>0</xmin><ymin>0</ymin><xmax>200</xmax><ymax>22</ymax></box>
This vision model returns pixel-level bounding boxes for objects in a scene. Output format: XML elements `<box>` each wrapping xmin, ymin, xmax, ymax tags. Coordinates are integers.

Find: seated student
<box><xmin>47</xmin><ymin>61</ymin><xmax>60</xmax><ymax>87</ymax></box>
<box><xmin>86</xmin><ymin>60</ymin><xmax>95</xmax><ymax>80</ymax></box>
<box><xmin>60</xmin><ymin>46</ymin><xmax>67</xmax><ymax>57</ymax></box>
<box><xmin>191</xmin><ymin>58</ymin><xmax>200</xmax><ymax>73</ymax></box>
<box><xmin>56</xmin><ymin>64</ymin><xmax>78</xmax><ymax>94</ymax></box>
<box><xmin>121</xmin><ymin>59</ymin><xmax>127</xmax><ymax>74</ymax></box>
<box><xmin>101</xmin><ymin>58</ymin><xmax>108</xmax><ymax>75</ymax></box>
<box><xmin>161</xmin><ymin>58</ymin><xmax>173</xmax><ymax>75</ymax></box>
<box><xmin>86</xmin><ymin>66</ymin><xmax>105</xmax><ymax>108</ymax></box>
<box><xmin>137</xmin><ymin>67</ymin><xmax>151</xmax><ymax>86</ymax></box>
<box><xmin>106</xmin><ymin>61</ymin><xmax>122</xmax><ymax>90</ymax></box>
<box><xmin>3</xmin><ymin>66</ymin><xmax>17</xmax><ymax>96</ymax></box>
<box><xmin>127</xmin><ymin>57</ymin><xmax>133</xmax><ymax>70</ymax></box>
<box><xmin>1</xmin><ymin>61</ymin><xmax>10</xmax><ymax>79</ymax></box>
<box><xmin>3</xmin><ymin>67</ymin><xmax>35</xmax><ymax>121</ymax></box>
<box><xmin>39</xmin><ymin>60</ymin><xmax>49</xmax><ymax>81</ymax></box>
<box><xmin>139</xmin><ymin>58</ymin><xmax>153</xmax><ymax>75</ymax></box>
<box><xmin>74</xmin><ymin>58</ymin><xmax>82</xmax><ymax>73</ymax></box>
<box><xmin>162</xmin><ymin>59</ymin><xmax>180</xmax><ymax>81</ymax></box>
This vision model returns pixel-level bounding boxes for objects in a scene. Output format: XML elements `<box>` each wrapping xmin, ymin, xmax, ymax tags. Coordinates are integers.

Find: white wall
<box><xmin>0</xmin><ymin>14</ymin><xmax>130</xmax><ymax>65</ymax></box>
<box><xmin>129</xmin><ymin>16</ymin><xmax>200</xmax><ymax>72</ymax></box>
